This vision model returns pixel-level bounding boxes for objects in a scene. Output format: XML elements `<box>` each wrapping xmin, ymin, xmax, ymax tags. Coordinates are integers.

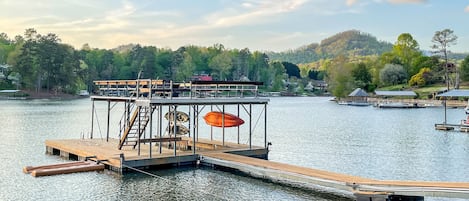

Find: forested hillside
<box><xmin>267</xmin><ymin>30</ymin><xmax>393</xmax><ymax>64</ymax></box>
<box><xmin>0</xmin><ymin>29</ymin><xmax>288</xmax><ymax>94</ymax></box>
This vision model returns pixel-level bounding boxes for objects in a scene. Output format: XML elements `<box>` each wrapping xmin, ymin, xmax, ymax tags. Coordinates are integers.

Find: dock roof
<box><xmin>374</xmin><ymin>90</ymin><xmax>416</xmax><ymax>97</ymax></box>
<box><xmin>437</xmin><ymin>90</ymin><xmax>469</xmax><ymax>97</ymax></box>
<box><xmin>348</xmin><ymin>88</ymin><xmax>368</xmax><ymax>97</ymax></box>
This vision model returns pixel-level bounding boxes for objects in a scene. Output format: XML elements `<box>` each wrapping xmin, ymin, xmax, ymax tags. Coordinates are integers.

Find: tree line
<box><xmin>1</xmin><ymin>28</ymin><xmax>469</xmax><ymax>98</ymax></box>
<box><xmin>0</xmin><ymin>28</ymin><xmax>293</xmax><ymax>94</ymax></box>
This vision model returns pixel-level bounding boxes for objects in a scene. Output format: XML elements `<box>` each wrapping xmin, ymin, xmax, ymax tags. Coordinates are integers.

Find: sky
<box><xmin>0</xmin><ymin>0</ymin><xmax>468</xmax><ymax>53</ymax></box>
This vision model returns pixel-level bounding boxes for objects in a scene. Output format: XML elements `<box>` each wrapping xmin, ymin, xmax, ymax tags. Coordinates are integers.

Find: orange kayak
<box><xmin>203</xmin><ymin>111</ymin><xmax>244</xmax><ymax>127</ymax></box>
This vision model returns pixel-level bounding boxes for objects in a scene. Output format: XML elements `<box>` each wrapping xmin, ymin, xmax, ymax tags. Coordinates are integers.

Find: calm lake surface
<box><xmin>1</xmin><ymin>97</ymin><xmax>469</xmax><ymax>201</ymax></box>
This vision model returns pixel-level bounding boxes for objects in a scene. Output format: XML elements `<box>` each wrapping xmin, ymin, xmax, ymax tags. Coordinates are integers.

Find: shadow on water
<box><xmin>119</xmin><ymin>166</ymin><xmax>352</xmax><ymax>201</ymax></box>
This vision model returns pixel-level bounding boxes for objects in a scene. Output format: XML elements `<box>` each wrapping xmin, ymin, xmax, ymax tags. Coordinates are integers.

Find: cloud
<box><xmin>205</xmin><ymin>0</ymin><xmax>308</xmax><ymax>27</ymax></box>
<box><xmin>387</xmin><ymin>0</ymin><xmax>426</xmax><ymax>4</ymax></box>
<box><xmin>465</xmin><ymin>5</ymin><xmax>469</xmax><ymax>12</ymax></box>
<box><xmin>346</xmin><ymin>0</ymin><xmax>358</xmax><ymax>6</ymax></box>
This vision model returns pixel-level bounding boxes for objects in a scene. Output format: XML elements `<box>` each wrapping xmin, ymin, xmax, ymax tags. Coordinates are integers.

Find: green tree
<box><xmin>268</xmin><ymin>61</ymin><xmax>285</xmax><ymax>91</ymax></box>
<box><xmin>461</xmin><ymin>55</ymin><xmax>469</xmax><ymax>81</ymax></box>
<box><xmin>175</xmin><ymin>52</ymin><xmax>195</xmax><ymax>81</ymax></box>
<box><xmin>185</xmin><ymin>45</ymin><xmax>209</xmax><ymax>75</ymax></box>
<box><xmin>351</xmin><ymin>62</ymin><xmax>373</xmax><ymax>91</ymax></box>
<box><xmin>325</xmin><ymin>55</ymin><xmax>354</xmax><ymax>98</ymax></box>
<box><xmin>432</xmin><ymin>29</ymin><xmax>457</xmax><ymax>90</ymax></box>
<box><xmin>392</xmin><ymin>33</ymin><xmax>421</xmax><ymax>75</ymax></box>
<box><xmin>282</xmin><ymin>62</ymin><xmax>301</xmax><ymax>78</ymax></box>
<box><xmin>155</xmin><ymin>48</ymin><xmax>173</xmax><ymax>79</ymax></box>
<box><xmin>231</xmin><ymin>48</ymin><xmax>251</xmax><ymax>80</ymax></box>
<box><xmin>0</xmin><ymin>33</ymin><xmax>15</xmax><ymax>64</ymax></box>
<box><xmin>170</xmin><ymin>48</ymin><xmax>184</xmax><ymax>80</ymax></box>
<box><xmin>59</xmin><ymin>44</ymin><xmax>80</xmax><ymax>93</ymax></box>
<box><xmin>410</xmin><ymin>55</ymin><xmax>441</xmax><ymax>84</ymax></box>
<box><xmin>208</xmin><ymin>51</ymin><xmax>232</xmax><ymax>80</ymax></box>
<box><xmin>379</xmin><ymin>64</ymin><xmax>407</xmax><ymax>86</ymax></box>
<box><xmin>14</xmin><ymin>36</ymin><xmax>39</xmax><ymax>91</ymax></box>
<box><xmin>250</xmin><ymin>51</ymin><xmax>269</xmax><ymax>82</ymax></box>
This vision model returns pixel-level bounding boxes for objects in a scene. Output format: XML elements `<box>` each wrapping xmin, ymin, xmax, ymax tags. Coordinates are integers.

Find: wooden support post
<box><xmin>192</xmin><ymin>105</ymin><xmax>196</xmax><ymax>154</ymax></box>
<box><xmin>249</xmin><ymin>104</ymin><xmax>252</xmax><ymax>150</ymax></box>
<box><xmin>106</xmin><ymin>100</ymin><xmax>110</xmax><ymax>142</ymax></box>
<box><xmin>210</xmin><ymin>105</ymin><xmax>213</xmax><ymax>141</ymax></box>
<box><xmin>237</xmin><ymin>104</ymin><xmax>240</xmax><ymax>144</ymax></box>
<box><xmin>222</xmin><ymin>105</ymin><xmax>225</xmax><ymax>147</ymax></box>
<box><xmin>137</xmin><ymin>106</ymin><xmax>141</xmax><ymax>156</ymax></box>
<box><xmin>173</xmin><ymin>105</ymin><xmax>177</xmax><ymax>156</ymax></box>
<box><xmin>196</xmin><ymin>105</ymin><xmax>199</xmax><ymax>141</ymax></box>
<box><xmin>159</xmin><ymin>105</ymin><xmax>162</xmax><ymax>154</ymax></box>
<box><xmin>264</xmin><ymin>103</ymin><xmax>267</xmax><ymax>149</ymax></box>
<box><xmin>149</xmin><ymin>106</ymin><xmax>153</xmax><ymax>158</ymax></box>
<box><xmin>91</xmin><ymin>100</ymin><xmax>95</xmax><ymax>139</ymax></box>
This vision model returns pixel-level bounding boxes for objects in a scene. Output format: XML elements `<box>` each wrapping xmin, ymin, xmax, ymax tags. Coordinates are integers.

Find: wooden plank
<box><xmin>184</xmin><ymin>137</ymin><xmax>255</xmax><ymax>149</ymax></box>
<box><xmin>202</xmin><ymin>152</ymin><xmax>373</xmax><ymax>183</ymax></box>
<box><xmin>23</xmin><ymin>161</ymin><xmax>88</xmax><ymax>173</ymax></box>
<box><xmin>139</xmin><ymin>137</ymin><xmax>182</xmax><ymax>143</ymax></box>
<box><xmin>202</xmin><ymin>152</ymin><xmax>469</xmax><ymax>191</ymax></box>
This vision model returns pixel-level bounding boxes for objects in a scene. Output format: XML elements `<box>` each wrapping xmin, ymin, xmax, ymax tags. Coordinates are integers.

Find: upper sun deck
<box><xmin>91</xmin><ymin>79</ymin><xmax>269</xmax><ymax>105</ymax></box>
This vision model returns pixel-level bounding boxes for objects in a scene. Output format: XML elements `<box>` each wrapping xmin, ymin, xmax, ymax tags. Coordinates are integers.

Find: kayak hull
<box><xmin>203</xmin><ymin>111</ymin><xmax>244</xmax><ymax>127</ymax></box>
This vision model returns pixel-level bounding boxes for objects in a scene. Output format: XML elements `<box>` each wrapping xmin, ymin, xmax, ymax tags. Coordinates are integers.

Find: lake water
<box><xmin>1</xmin><ymin>97</ymin><xmax>469</xmax><ymax>201</ymax></box>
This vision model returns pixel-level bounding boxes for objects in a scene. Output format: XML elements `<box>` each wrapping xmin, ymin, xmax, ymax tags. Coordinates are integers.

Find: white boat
<box><xmin>338</xmin><ymin>101</ymin><xmax>371</xmax><ymax>106</ymax></box>
<box><xmin>78</xmin><ymin>90</ymin><xmax>90</xmax><ymax>97</ymax></box>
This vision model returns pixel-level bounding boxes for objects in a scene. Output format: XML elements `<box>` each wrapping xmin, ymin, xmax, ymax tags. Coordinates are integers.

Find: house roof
<box><xmin>436</xmin><ymin>90</ymin><xmax>469</xmax><ymax>97</ymax></box>
<box><xmin>374</xmin><ymin>90</ymin><xmax>417</xmax><ymax>97</ymax></box>
<box><xmin>348</xmin><ymin>88</ymin><xmax>368</xmax><ymax>97</ymax></box>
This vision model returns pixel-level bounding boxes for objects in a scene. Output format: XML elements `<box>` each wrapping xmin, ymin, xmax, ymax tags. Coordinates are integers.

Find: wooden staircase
<box><xmin>118</xmin><ymin>105</ymin><xmax>152</xmax><ymax>150</ymax></box>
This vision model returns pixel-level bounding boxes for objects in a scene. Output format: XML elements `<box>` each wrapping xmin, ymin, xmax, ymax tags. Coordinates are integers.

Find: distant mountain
<box><xmin>422</xmin><ymin>50</ymin><xmax>468</xmax><ymax>60</ymax></box>
<box><xmin>266</xmin><ymin>30</ymin><xmax>393</xmax><ymax>64</ymax></box>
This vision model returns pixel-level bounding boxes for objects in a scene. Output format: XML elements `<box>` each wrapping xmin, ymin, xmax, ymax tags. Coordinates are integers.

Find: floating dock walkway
<box><xmin>201</xmin><ymin>152</ymin><xmax>469</xmax><ymax>200</ymax></box>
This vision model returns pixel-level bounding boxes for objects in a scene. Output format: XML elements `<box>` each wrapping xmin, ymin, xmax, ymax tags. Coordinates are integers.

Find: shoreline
<box><xmin>0</xmin><ymin>90</ymin><xmax>88</xmax><ymax>100</ymax></box>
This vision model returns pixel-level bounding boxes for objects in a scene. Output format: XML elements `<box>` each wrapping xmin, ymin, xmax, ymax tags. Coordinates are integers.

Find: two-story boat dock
<box><xmin>41</xmin><ymin>80</ymin><xmax>469</xmax><ymax>200</ymax></box>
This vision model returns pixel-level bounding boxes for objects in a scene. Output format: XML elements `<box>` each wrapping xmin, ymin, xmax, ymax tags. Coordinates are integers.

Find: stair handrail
<box><xmin>118</xmin><ymin>104</ymin><xmax>139</xmax><ymax>149</ymax></box>
<box><xmin>117</xmin><ymin>92</ymin><xmax>137</xmax><ymax>140</ymax></box>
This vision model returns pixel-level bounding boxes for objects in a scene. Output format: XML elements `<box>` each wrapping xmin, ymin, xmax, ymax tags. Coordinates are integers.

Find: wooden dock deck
<box><xmin>201</xmin><ymin>152</ymin><xmax>469</xmax><ymax>200</ymax></box>
<box><xmin>45</xmin><ymin>137</ymin><xmax>268</xmax><ymax>172</ymax></box>
<box><xmin>45</xmin><ymin>138</ymin><xmax>469</xmax><ymax>199</ymax></box>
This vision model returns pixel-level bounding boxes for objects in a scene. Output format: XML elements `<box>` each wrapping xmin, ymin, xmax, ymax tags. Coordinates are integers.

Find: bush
<box><xmin>379</xmin><ymin>64</ymin><xmax>407</xmax><ymax>86</ymax></box>
<box><xmin>409</xmin><ymin>67</ymin><xmax>432</xmax><ymax>87</ymax></box>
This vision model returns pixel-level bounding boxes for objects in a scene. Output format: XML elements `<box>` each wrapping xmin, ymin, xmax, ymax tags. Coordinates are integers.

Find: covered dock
<box><xmin>371</xmin><ymin>90</ymin><xmax>426</xmax><ymax>108</ymax></box>
<box><xmin>46</xmin><ymin>79</ymin><xmax>270</xmax><ymax>173</ymax></box>
<box><xmin>435</xmin><ymin>90</ymin><xmax>469</xmax><ymax>131</ymax></box>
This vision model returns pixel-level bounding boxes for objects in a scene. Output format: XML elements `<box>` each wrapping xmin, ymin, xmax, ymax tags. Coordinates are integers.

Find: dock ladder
<box><xmin>118</xmin><ymin>104</ymin><xmax>154</xmax><ymax>149</ymax></box>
